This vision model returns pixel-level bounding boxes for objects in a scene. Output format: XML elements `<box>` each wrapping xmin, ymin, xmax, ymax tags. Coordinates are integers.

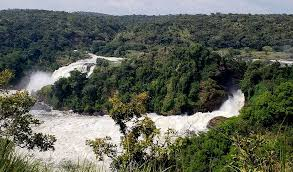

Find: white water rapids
<box><xmin>26</xmin><ymin>53</ymin><xmax>123</xmax><ymax>93</ymax></box>
<box><xmin>17</xmin><ymin>53</ymin><xmax>245</xmax><ymax>169</ymax></box>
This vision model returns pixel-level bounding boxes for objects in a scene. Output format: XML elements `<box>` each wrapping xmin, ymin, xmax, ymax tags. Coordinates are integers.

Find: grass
<box><xmin>0</xmin><ymin>138</ymin><xmax>106</xmax><ymax>172</ymax></box>
<box><xmin>239</xmin><ymin>50</ymin><xmax>293</xmax><ymax>60</ymax></box>
<box><xmin>0</xmin><ymin>138</ymin><xmax>49</xmax><ymax>172</ymax></box>
<box><xmin>58</xmin><ymin>160</ymin><xmax>105</xmax><ymax>172</ymax></box>
<box><xmin>0</xmin><ymin>142</ymin><xmax>172</xmax><ymax>172</ymax></box>
<box><xmin>216</xmin><ymin>48</ymin><xmax>293</xmax><ymax>60</ymax></box>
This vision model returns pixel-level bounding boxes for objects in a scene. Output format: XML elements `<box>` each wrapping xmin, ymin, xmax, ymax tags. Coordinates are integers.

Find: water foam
<box><xmin>19</xmin><ymin>90</ymin><xmax>244</xmax><ymax>169</ymax></box>
<box><xmin>25</xmin><ymin>54</ymin><xmax>123</xmax><ymax>92</ymax></box>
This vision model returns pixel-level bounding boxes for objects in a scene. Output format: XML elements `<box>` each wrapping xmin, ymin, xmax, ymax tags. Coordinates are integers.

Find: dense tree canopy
<box><xmin>175</xmin><ymin>63</ymin><xmax>293</xmax><ymax>172</ymax></box>
<box><xmin>1</xmin><ymin>10</ymin><xmax>293</xmax><ymax>80</ymax></box>
<box><xmin>39</xmin><ymin>44</ymin><xmax>244</xmax><ymax>115</ymax></box>
<box><xmin>87</xmin><ymin>67</ymin><xmax>293</xmax><ymax>171</ymax></box>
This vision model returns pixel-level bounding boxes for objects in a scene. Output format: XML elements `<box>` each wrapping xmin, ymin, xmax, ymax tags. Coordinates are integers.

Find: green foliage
<box><xmin>88</xmin><ymin>93</ymin><xmax>183</xmax><ymax>171</ymax></box>
<box><xmin>109</xmin><ymin>92</ymin><xmax>148</xmax><ymax>133</ymax></box>
<box><xmin>228</xmin><ymin>133</ymin><xmax>289</xmax><ymax>172</ymax></box>
<box><xmin>242</xmin><ymin>82</ymin><xmax>293</xmax><ymax>128</ymax></box>
<box><xmin>58</xmin><ymin>160</ymin><xmax>105</xmax><ymax>172</ymax></box>
<box><xmin>0</xmin><ymin>91</ymin><xmax>56</xmax><ymax>151</ymax></box>
<box><xmin>41</xmin><ymin>44</ymin><xmax>236</xmax><ymax>115</ymax></box>
<box><xmin>2</xmin><ymin>10</ymin><xmax>293</xmax><ymax>81</ymax></box>
<box><xmin>173</xmin><ymin>68</ymin><xmax>293</xmax><ymax>171</ymax></box>
<box><xmin>0</xmin><ymin>138</ymin><xmax>104</xmax><ymax>172</ymax></box>
<box><xmin>86</xmin><ymin>136</ymin><xmax>117</xmax><ymax>161</ymax></box>
<box><xmin>2</xmin><ymin>9</ymin><xmax>293</xmax><ymax>171</ymax></box>
<box><xmin>0</xmin><ymin>69</ymin><xmax>14</xmax><ymax>87</ymax></box>
<box><xmin>240</xmin><ymin>61</ymin><xmax>293</xmax><ymax>99</ymax></box>
<box><xmin>0</xmin><ymin>138</ymin><xmax>50</xmax><ymax>172</ymax></box>
<box><xmin>262</xmin><ymin>46</ymin><xmax>273</xmax><ymax>55</ymax></box>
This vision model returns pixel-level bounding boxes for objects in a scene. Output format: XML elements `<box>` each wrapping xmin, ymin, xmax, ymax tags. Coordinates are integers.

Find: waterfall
<box><xmin>25</xmin><ymin>54</ymin><xmax>123</xmax><ymax>93</ymax></box>
<box><xmin>147</xmin><ymin>90</ymin><xmax>244</xmax><ymax>134</ymax></box>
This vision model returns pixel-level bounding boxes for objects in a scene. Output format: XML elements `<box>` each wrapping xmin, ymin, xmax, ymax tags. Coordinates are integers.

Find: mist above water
<box><xmin>26</xmin><ymin>72</ymin><xmax>53</xmax><ymax>93</ymax></box>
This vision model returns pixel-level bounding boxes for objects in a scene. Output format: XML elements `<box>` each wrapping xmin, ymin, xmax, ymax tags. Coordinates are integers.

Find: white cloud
<box><xmin>0</xmin><ymin>0</ymin><xmax>292</xmax><ymax>15</ymax></box>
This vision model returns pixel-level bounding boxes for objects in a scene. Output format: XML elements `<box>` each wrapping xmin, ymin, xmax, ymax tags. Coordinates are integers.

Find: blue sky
<box><xmin>0</xmin><ymin>0</ymin><xmax>293</xmax><ymax>15</ymax></box>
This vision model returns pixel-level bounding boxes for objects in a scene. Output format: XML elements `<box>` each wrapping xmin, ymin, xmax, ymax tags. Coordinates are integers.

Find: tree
<box><xmin>0</xmin><ymin>69</ymin><xmax>13</xmax><ymax>88</ymax></box>
<box><xmin>109</xmin><ymin>92</ymin><xmax>148</xmax><ymax>134</ymax></box>
<box><xmin>87</xmin><ymin>92</ymin><xmax>183</xmax><ymax>171</ymax></box>
<box><xmin>262</xmin><ymin>46</ymin><xmax>273</xmax><ymax>55</ymax></box>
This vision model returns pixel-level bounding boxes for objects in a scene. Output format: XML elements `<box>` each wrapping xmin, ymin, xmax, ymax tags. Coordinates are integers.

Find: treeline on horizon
<box><xmin>1</xmin><ymin>9</ymin><xmax>293</xmax><ymax>79</ymax></box>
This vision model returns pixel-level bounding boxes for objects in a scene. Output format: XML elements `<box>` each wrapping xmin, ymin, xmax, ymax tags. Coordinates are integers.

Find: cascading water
<box><xmin>25</xmin><ymin>54</ymin><xmax>123</xmax><ymax>92</ymax></box>
<box><xmin>20</xmin><ymin>91</ymin><xmax>244</xmax><ymax>169</ymax></box>
<box><xmin>148</xmin><ymin>89</ymin><xmax>244</xmax><ymax>134</ymax></box>
<box><xmin>19</xmin><ymin>54</ymin><xmax>245</xmax><ymax>170</ymax></box>
<box><xmin>51</xmin><ymin>53</ymin><xmax>123</xmax><ymax>82</ymax></box>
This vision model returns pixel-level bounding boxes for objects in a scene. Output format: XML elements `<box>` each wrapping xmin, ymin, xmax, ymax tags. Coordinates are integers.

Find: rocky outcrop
<box><xmin>207</xmin><ymin>116</ymin><xmax>228</xmax><ymax>129</ymax></box>
<box><xmin>31</xmin><ymin>102</ymin><xmax>52</xmax><ymax>112</ymax></box>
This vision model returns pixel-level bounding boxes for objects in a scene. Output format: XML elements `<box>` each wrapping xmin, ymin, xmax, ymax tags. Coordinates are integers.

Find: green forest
<box><xmin>0</xmin><ymin>9</ymin><xmax>293</xmax><ymax>172</ymax></box>
<box><xmin>38</xmin><ymin>44</ymin><xmax>245</xmax><ymax>115</ymax></box>
<box><xmin>1</xmin><ymin>10</ymin><xmax>293</xmax><ymax>79</ymax></box>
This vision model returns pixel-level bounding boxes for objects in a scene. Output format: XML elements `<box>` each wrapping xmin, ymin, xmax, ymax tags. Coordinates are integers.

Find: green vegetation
<box><xmin>87</xmin><ymin>92</ymin><xmax>183</xmax><ymax>171</ymax></box>
<box><xmin>217</xmin><ymin>47</ymin><xmax>293</xmax><ymax>60</ymax></box>
<box><xmin>0</xmin><ymin>137</ymin><xmax>105</xmax><ymax>172</ymax></box>
<box><xmin>0</xmin><ymin>9</ymin><xmax>120</xmax><ymax>80</ymax></box>
<box><xmin>85</xmin><ymin>62</ymin><xmax>293</xmax><ymax>171</ymax></box>
<box><xmin>1</xmin><ymin>10</ymin><xmax>293</xmax><ymax>81</ymax></box>
<box><xmin>39</xmin><ymin>44</ymin><xmax>244</xmax><ymax>115</ymax></box>
<box><xmin>169</xmin><ymin>62</ymin><xmax>293</xmax><ymax>171</ymax></box>
<box><xmin>0</xmin><ymin>138</ymin><xmax>49</xmax><ymax>172</ymax></box>
<box><xmin>0</xmin><ymin>70</ymin><xmax>55</xmax><ymax>171</ymax></box>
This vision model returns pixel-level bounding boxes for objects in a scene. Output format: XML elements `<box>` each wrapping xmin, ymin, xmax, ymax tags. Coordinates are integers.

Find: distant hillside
<box><xmin>73</xmin><ymin>11</ymin><xmax>110</xmax><ymax>16</ymax></box>
<box><xmin>1</xmin><ymin>9</ymin><xmax>293</xmax><ymax>80</ymax></box>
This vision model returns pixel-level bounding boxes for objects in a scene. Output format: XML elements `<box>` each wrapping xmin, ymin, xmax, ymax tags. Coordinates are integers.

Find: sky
<box><xmin>0</xmin><ymin>0</ymin><xmax>293</xmax><ymax>15</ymax></box>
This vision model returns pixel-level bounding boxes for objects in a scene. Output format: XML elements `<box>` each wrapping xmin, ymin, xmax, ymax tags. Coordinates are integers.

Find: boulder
<box><xmin>207</xmin><ymin>116</ymin><xmax>228</xmax><ymax>129</ymax></box>
<box><xmin>31</xmin><ymin>102</ymin><xmax>52</xmax><ymax>112</ymax></box>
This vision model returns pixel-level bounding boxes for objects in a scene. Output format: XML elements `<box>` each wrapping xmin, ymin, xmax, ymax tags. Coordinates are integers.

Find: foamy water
<box><xmin>148</xmin><ymin>90</ymin><xmax>244</xmax><ymax>134</ymax></box>
<box><xmin>19</xmin><ymin>111</ymin><xmax>121</xmax><ymax>169</ymax></box>
<box><xmin>18</xmin><ymin>89</ymin><xmax>244</xmax><ymax>170</ymax></box>
<box><xmin>25</xmin><ymin>53</ymin><xmax>123</xmax><ymax>93</ymax></box>
<box><xmin>252</xmin><ymin>59</ymin><xmax>293</xmax><ymax>66</ymax></box>
<box><xmin>52</xmin><ymin>54</ymin><xmax>123</xmax><ymax>82</ymax></box>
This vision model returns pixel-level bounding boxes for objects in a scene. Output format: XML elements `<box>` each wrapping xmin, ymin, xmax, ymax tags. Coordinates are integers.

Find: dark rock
<box><xmin>93</xmin><ymin>111</ymin><xmax>106</xmax><ymax>116</ymax></box>
<box><xmin>31</xmin><ymin>102</ymin><xmax>52</xmax><ymax>112</ymax></box>
<box><xmin>80</xmin><ymin>111</ymin><xmax>106</xmax><ymax>116</ymax></box>
<box><xmin>207</xmin><ymin>116</ymin><xmax>228</xmax><ymax>129</ymax></box>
